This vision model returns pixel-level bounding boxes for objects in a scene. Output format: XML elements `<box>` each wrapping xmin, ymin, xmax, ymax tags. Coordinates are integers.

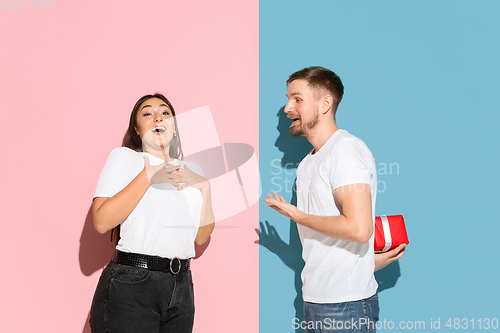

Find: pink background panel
<box><xmin>0</xmin><ymin>1</ymin><xmax>258</xmax><ymax>332</ymax></box>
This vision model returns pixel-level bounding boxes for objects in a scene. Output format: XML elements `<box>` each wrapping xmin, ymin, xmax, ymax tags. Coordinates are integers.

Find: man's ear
<box><xmin>321</xmin><ymin>95</ymin><xmax>334</xmax><ymax>115</ymax></box>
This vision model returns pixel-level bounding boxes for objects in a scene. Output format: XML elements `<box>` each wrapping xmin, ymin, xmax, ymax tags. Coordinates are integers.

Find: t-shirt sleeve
<box><xmin>329</xmin><ymin>138</ymin><xmax>374</xmax><ymax>191</ymax></box>
<box><xmin>93</xmin><ymin>148</ymin><xmax>133</xmax><ymax>199</ymax></box>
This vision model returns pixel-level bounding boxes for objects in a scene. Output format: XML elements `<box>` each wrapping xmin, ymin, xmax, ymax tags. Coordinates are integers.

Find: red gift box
<box><xmin>374</xmin><ymin>215</ymin><xmax>409</xmax><ymax>253</ymax></box>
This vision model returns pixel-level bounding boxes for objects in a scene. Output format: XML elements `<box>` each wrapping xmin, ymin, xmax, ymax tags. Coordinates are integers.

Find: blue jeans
<box><xmin>302</xmin><ymin>293</ymin><xmax>379</xmax><ymax>333</ymax></box>
<box><xmin>90</xmin><ymin>261</ymin><xmax>194</xmax><ymax>333</ymax></box>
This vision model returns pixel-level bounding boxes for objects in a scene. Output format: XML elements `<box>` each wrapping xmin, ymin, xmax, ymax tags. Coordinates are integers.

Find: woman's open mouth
<box><xmin>151</xmin><ymin>126</ymin><xmax>166</xmax><ymax>134</ymax></box>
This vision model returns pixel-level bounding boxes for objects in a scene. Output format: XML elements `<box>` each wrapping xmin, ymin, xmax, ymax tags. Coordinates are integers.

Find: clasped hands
<box><xmin>143</xmin><ymin>156</ymin><xmax>209</xmax><ymax>191</ymax></box>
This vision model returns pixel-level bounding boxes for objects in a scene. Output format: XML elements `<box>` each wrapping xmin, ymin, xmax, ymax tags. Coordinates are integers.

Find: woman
<box><xmin>90</xmin><ymin>93</ymin><xmax>215</xmax><ymax>333</ymax></box>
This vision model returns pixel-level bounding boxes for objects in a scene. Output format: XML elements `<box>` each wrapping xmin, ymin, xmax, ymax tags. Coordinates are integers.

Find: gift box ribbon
<box><xmin>380</xmin><ymin>215</ymin><xmax>392</xmax><ymax>252</ymax></box>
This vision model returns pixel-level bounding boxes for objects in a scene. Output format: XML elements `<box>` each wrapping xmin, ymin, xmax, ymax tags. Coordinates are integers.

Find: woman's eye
<box><xmin>296</xmin><ymin>99</ymin><xmax>301</xmax><ymax>102</ymax></box>
<box><xmin>143</xmin><ymin>112</ymin><xmax>151</xmax><ymax>116</ymax></box>
<box><xmin>162</xmin><ymin>111</ymin><xmax>170</xmax><ymax>115</ymax></box>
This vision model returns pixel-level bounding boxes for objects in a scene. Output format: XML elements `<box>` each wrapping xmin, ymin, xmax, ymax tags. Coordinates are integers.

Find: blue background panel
<box><xmin>260</xmin><ymin>1</ymin><xmax>500</xmax><ymax>332</ymax></box>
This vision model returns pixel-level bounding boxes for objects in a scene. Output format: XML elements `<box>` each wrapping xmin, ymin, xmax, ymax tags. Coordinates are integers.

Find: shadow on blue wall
<box><xmin>259</xmin><ymin>107</ymin><xmax>402</xmax><ymax>331</ymax></box>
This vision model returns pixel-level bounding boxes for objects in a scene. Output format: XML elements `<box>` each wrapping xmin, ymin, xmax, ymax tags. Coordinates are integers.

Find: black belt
<box><xmin>112</xmin><ymin>250</ymin><xmax>190</xmax><ymax>274</ymax></box>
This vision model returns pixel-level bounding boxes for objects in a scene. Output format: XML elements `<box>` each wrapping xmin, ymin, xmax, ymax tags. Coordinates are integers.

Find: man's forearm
<box><xmin>292</xmin><ymin>210</ymin><xmax>373</xmax><ymax>243</ymax></box>
<box><xmin>264</xmin><ymin>184</ymin><xmax>373</xmax><ymax>243</ymax></box>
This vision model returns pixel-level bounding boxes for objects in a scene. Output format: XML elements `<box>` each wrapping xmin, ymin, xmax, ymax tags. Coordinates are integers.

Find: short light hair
<box><xmin>287</xmin><ymin>66</ymin><xmax>344</xmax><ymax>113</ymax></box>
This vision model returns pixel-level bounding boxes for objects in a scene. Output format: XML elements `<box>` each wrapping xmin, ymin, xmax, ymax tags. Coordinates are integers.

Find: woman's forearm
<box><xmin>195</xmin><ymin>184</ymin><xmax>215</xmax><ymax>245</ymax></box>
<box><xmin>93</xmin><ymin>169</ymin><xmax>150</xmax><ymax>234</ymax></box>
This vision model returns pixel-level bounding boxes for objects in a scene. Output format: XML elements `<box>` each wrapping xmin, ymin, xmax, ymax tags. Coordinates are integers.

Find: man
<box><xmin>264</xmin><ymin>67</ymin><xmax>393</xmax><ymax>332</ymax></box>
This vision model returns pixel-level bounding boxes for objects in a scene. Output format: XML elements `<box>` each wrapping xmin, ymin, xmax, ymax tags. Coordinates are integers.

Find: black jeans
<box><xmin>90</xmin><ymin>261</ymin><xmax>194</xmax><ymax>333</ymax></box>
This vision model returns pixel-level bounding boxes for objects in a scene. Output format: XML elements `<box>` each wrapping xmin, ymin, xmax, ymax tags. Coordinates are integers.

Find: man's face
<box><xmin>285</xmin><ymin>79</ymin><xmax>320</xmax><ymax>137</ymax></box>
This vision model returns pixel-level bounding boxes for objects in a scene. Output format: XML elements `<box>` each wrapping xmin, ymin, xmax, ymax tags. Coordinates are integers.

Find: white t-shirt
<box><xmin>296</xmin><ymin>129</ymin><xmax>378</xmax><ymax>303</ymax></box>
<box><xmin>93</xmin><ymin>147</ymin><xmax>204</xmax><ymax>259</ymax></box>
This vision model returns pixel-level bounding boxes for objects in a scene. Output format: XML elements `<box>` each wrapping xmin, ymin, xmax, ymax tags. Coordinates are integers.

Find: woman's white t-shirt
<box><xmin>93</xmin><ymin>147</ymin><xmax>203</xmax><ymax>259</ymax></box>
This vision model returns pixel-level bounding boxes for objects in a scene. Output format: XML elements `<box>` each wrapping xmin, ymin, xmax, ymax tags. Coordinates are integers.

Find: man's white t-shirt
<box><xmin>93</xmin><ymin>147</ymin><xmax>203</xmax><ymax>259</ymax></box>
<box><xmin>296</xmin><ymin>129</ymin><xmax>378</xmax><ymax>303</ymax></box>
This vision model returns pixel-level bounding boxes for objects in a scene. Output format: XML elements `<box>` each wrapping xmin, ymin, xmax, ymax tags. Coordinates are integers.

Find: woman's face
<box><xmin>135</xmin><ymin>97</ymin><xmax>176</xmax><ymax>152</ymax></box>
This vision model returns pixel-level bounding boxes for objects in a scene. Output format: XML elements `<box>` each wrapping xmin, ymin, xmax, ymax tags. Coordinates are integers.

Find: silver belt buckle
<box><xmin>170</xmin><ymin>257</ymin><xmax>181</xmax><ymax>274</ymax></box>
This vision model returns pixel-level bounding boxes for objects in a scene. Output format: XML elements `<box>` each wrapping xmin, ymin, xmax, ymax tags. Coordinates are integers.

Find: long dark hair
<box><xmin>111</xmin><ymin>93</ymin><xmax>184</xmax><ymax>246</ymax></box>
